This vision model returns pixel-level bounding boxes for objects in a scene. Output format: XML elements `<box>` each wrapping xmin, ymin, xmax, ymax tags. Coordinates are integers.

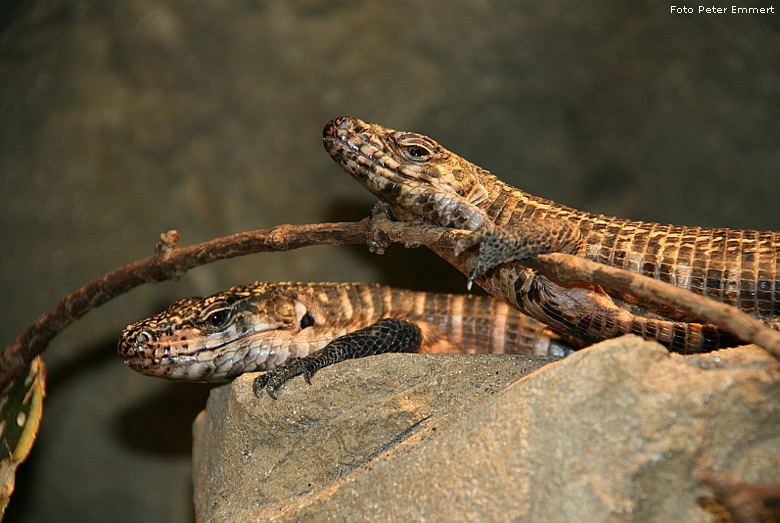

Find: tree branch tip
<box><xmin>155</xmin><ymin>230</ymin><xmax>180</xmax><ymax>259</ymax></box>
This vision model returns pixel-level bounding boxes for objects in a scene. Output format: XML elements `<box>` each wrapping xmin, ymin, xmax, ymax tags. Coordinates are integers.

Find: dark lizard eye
<box><xmin>404</xmin><ymin>145</ymin><xmax>430</xmax><ymax>158</ymax></box>
<box><xmin>403</xmin><ymin>144</ymin><xmax>431</xmax><ymax>162</ymax></box>
<box><xmin>204</xmin><ymin>308</ymin><xmax>232</xmax><ymax>328</ymax></box>
<box><xmin>396</xmin><ymin>134</ymin><xmax>436</xmax><ymax>162</ymax></box>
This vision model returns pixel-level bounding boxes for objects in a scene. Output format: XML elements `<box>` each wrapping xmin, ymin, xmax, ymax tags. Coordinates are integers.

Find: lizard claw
<box><xmin>454</xmin><ymin>234</ymin><xmax>479</xmax><ymax>257</ymax></box>
<box><xmin>252</xmin><ymin>319</ymin><xmax>422</xmax><ymax>399</ymax></box>
<box><xmin>459</xmin><ymin>222</ymin><xmax>584</xmax><ymax>288</ymax></box>
<box><xmin>460</xmin><ymin>230</ymin><xmax>521</xmax><ymax>286</ymax></box>
<box><xmin>455</xmin><ymin>231</ymin><xmax>499</xmax><ymax>288</ymax></box>
<box><xmin>253</xmin><ymin>357</ymin><xmax>315</xmax><ymax>399</ymax></box>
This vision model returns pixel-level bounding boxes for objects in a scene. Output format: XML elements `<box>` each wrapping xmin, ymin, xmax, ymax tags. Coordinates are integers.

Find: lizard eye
<box><xmin>203</xmin><ymin>308</ymin><xmax>233</xmax><ymax>328</ymax></box>
<box><xmin>403</xmin><ymin>145</ymin><xmax>430</xmax><ymax>159</ymax></box>
<box><xmin>397</xmin><ymin>135</ymin><xmax>435</xmax><ymax>162</ymax></box>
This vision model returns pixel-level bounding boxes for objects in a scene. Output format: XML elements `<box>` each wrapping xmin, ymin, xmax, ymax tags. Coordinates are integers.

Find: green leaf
<box><xmin>0</xmin><ymin>357</ymin><xmax>46</xmax><ymax>519</ymax></box>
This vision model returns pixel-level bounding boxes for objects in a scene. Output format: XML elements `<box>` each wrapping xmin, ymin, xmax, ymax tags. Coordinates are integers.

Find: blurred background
<box><xmin>1</xmin><ymin>1</ymin><xmax>778</xmax><ymax>521</ymax></box>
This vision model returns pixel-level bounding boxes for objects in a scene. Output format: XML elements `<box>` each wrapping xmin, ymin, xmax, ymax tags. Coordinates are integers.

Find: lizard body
<box><xmin>324</xmin><ymin>116</ymin><xmax>779</xmax><ymax>352</ymax></box>
<box><xmin>119</xmin><ymin>282</ymin><xmax>573</xmax><ymax>390</ymax></box>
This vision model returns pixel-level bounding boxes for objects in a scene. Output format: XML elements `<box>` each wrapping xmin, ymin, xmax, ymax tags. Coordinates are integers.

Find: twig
<box><xmin>532</xmin><ymin>253</ymin><xmax>780</xmax><ymax>357</ymax></box>
<box><xmin>1</xmin><ymin>217</ymin><xmax>778</xmax><ymax>391</ymax></box>
<box><xmin>0</xmin><ymin>219</ymin><xmax>465</xmax><ymax>390</ymax></box>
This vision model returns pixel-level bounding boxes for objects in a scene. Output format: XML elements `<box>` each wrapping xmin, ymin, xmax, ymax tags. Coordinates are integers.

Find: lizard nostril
<box><xmin>135</xmin><ymin>330</ymin><xmax>153</xmax><ymax>346</ymax></box>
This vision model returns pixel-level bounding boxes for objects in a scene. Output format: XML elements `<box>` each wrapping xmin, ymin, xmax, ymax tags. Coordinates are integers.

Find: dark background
<box><xmin>1</xmin><ymin>1</ymin><xmax>778</xmax><ymax>521</ymax></box>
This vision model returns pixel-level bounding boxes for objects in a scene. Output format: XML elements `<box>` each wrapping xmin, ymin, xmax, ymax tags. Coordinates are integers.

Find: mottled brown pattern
<box><xmin>325</xmin><ymin>116</ymin><xmax>779</xmax><ymax>352</ymax></box>
<box><xmin>118</xmin><ymin>282</ymin><xmax>573</xmax><ymax>381</ymax></box>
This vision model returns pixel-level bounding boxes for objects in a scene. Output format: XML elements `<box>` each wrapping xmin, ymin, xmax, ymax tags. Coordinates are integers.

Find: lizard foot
<box><xmin>253</xmin><ymin>318</ymin><xmax>422</xmax><ymax>399</ymax></box>
<box><xmin>367</xmin><ymin>201</ymin><xmax>395</xmax><ymax>255</ymax></box>
<box><xmin>456</xmin><ymin>221</ymin><xmax>584</xmax><ymax>289</ymax></box>
<box><xmin>253</xmin><ymin>357</ymin><xmax>316</xmax><ymax>399</ymax></box>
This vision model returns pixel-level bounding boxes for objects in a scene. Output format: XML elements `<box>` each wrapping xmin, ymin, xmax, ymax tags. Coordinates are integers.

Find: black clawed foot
<box><xmin>459</xmin><ymin>230</ymin><xmax>528</xmax><ymax>285</ymax></box>
<box><xmin>454</xmin><ymin>234</ymin><xmax>492</xmax><ymax>289</ymax></box>
<box><xmin>473</xmin><ymin>231</ymin><xmax>517</xmax><ymax>281</ymax></box>
<box><xmin>458</xmin><ymin>222</ymin><xmax>584</xmax><ymax>286</ymax></box>
<box><xmin>252</xmin><ymin>357</ymin><xmax>316</xmax><ymax>399</ymax></box>
<box><xmin>251</xmin><ymin>318</ymin><xmax>422</xmax><ymax>399</ymax></box>
<box><xmin>453</xmin><ymin>234</ymin><xmax>479</xmax><ymax>258</ymax></box>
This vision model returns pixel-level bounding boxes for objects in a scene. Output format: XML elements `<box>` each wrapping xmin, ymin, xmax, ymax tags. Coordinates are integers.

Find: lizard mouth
<box><xmin>323</xmin><ymin>116</ymin><xmax>429</xmax><ymax>191</ymax></box>
<box><xmin>119</xmin><ymin>329</ymin><xmax>302</xmax><ymax>382</ymax></box>
<box><xmin>323</xmin><ymin>116</ymin><xmax>488</xmax><ymax>228</ymax></box>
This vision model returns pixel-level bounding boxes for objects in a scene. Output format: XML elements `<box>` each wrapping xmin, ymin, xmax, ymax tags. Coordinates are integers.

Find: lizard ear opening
<box><xmin>300</xmin><ymin>311</ymin><xmax>315</xmax><ymax>329</ymax></box>
<box><xmin>293</xmin><ymin>301</ymin><xmax>316</xmax><ymax>329</ymax></box>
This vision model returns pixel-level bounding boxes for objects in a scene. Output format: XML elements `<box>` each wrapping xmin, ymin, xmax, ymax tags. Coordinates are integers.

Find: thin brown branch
<box><xmin>0</xmin><ymin>218</ymin><xmax>464</xmax><ymax>390</ymax></box>
<box><xmin>1</xmin><ymin>216</ymin><xmax>778</xmax><ymax>391</ymax></box>
<box><xmin>531</xmin><ymin>253</ymin><xmax>780</xmax><ymax>357</ymax></box>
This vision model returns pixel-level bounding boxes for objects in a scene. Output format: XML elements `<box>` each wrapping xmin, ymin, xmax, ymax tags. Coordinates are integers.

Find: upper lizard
<box><xmin>324</xmin><ymin>116</ymin><xmax>779</xmax><ymax>352</ymax></box>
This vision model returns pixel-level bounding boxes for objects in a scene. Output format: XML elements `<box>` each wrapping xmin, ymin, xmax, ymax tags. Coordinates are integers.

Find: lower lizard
<box><xmin>118</xmin><ymin>282</ymin><xmax>575</xmax><ymax>396</ymax></box>
<box><xmin>324</xmin><ymin>116</ymin><xmax>779</xmax><ymax>352</ymax></box>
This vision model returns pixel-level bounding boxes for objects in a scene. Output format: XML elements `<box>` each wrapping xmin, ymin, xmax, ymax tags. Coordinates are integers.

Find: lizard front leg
<box><xmin>253</xmin><ymin>318</ymin><xmax>422</xmax><ymax>399</ymax></box>
<box><xmin>456</xmin><ymin>220</ymin><xmax>585</xmax><ymax>288</ymax></box>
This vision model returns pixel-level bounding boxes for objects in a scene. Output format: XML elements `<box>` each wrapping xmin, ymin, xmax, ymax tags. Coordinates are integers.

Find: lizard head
<box><xmin>324</xmin><ymin>116</ymin><xmax>493</xmax><ymax>229</ymax></box>
<box><xmin>117</xmin><ymin>283</ymin><xmax>325</xmax><ymax>381</ymax></box>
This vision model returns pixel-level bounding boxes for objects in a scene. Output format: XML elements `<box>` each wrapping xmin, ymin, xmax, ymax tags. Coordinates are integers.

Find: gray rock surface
<box><xmin>192</xmin><ymin>337</ymin><xmax>780</xmax><ymax>522</ymax></box>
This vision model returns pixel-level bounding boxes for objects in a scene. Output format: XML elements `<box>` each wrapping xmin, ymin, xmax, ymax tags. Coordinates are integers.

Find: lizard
<box><xmin>323</xmin><ymin>116</ymin><xmax>780</xmax><ymax>353</ymax></box>
<box><xmin>118</xmin><ymin>282</ymin><xmax>575</xmax><ymax>397</ymax></box>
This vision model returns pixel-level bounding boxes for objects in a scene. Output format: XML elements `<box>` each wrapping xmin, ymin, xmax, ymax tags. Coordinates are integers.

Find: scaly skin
<box><xmin>118</xmin><ymin>282</ymin><xmax>574</xmax><ymax>382</ymax></box>
<box><xmin>324</xmin><ymin>116</ymin><xmax>780</xmax><ymax>352</ymax></box>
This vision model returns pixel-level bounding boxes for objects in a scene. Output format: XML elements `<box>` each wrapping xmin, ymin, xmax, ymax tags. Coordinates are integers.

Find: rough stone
<box><xmin>192</xmin><ymin>336</ymin><xmax>780</xmax><ymax>522</ymax></box>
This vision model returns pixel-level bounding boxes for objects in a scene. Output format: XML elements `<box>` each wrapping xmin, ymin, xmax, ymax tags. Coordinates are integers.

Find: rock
<box><xmin>192</xmin><ymin>336</ymin><xmax>780</xmax><ymax>522</ymax></box>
